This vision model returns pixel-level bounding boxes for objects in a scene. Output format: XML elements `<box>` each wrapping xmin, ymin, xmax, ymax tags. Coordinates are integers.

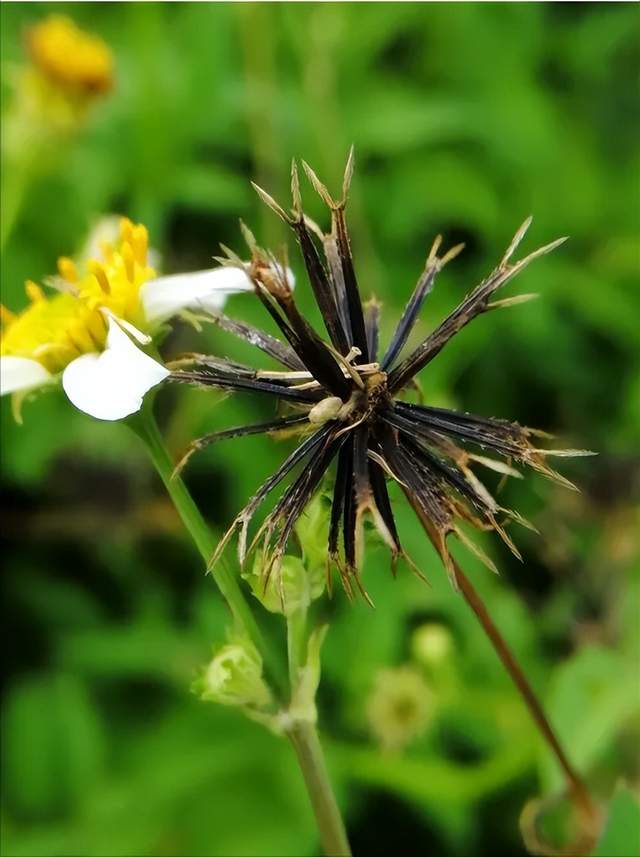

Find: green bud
<box><xmin>294</xmin><ymin>494</ymin><xmax>331</xmax><ymax>574</ymax></box>
<box><xmin>247</xmin><ymin>553</ymin><xmax>325</xmax><ymax>617</ymax></box>
<box><xmin>290</xmin><ymin>625</ymin><xmax>328</xmax><ymax>724</ymax></box>
<box><xmin>410</xmin><ymin>623</ymin><xmax>453</xmax><ymax>668</ymax></box>
<box><xmin>194</xmin><ymin>638</ymin><xmax>272</xmax><ymax>710</ymax></box>
<box><xmin>244</xmin><ymin>496</ymin><xmax>329</xmax><ymax>615</ymax></box>
<box><xmin>366</xmin><ymin>666</ymin><xmax>433</xmax><ymax>752</ymax></box>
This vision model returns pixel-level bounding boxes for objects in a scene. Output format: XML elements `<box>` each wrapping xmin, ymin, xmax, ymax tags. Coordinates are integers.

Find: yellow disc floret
<box><xmin>26</xmin><ymin>15</ymin><xmax>114</xmax><ymax>95</ymax></box>
<box><xmin>77</xmin><ymin>219</ymin><xmax>154</xmax><ymax>326</ymax></box>
<box><xmin>1</xmin><ymin>219</ymin><xmax>155</xmax><ymax>374</ymax></box>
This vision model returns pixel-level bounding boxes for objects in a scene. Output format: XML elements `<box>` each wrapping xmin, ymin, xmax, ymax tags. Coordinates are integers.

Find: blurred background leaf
<box><xmin>1</xmin><ymin>3</ymin><xmax>639</xmax><ymax>856</ymax></box>
<box><xmin>593</xmin><ymin>786</ymin><xmax>640</xmax><ymax>857</ymax></box>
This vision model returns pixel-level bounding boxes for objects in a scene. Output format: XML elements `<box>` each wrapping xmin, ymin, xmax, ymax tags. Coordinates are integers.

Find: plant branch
<box><xmin>406</xmin><ymin>496</ymin><xmax>598</xmax><ymax>828</ymax></box>
<box><xmin>286</xmin><ymin>605</ymin><xmax>350</xmax><ymax>856</ymax></box>
<box><xmin>129</xmin><ymin>406</ymin><xmax>287</xmax><ymax>696</ymax></box>
<box><xmin>132</xmin><ymin>406</ymin><xmax>350</xmax><ymax>855</ymax></box>
<box><xmin>288</xmin><ymin>721</ymin><xmax>351</xmax><ymax>857</ymax></box>
<box><xmin>287</xmin><ymin>607</ymin><xmax>307</xmax><ymax>682</ymax></box>
<box><xmin>452</xmin><ymin>559</ymin><xmax>599</xmax><ymax>824</ymax></box>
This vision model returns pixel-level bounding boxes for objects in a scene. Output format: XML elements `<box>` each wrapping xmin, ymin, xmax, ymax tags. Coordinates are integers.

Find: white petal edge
<box><xmin>140</xmin><ymin>267</ymin><xmax>254</xmax><ymax>325</ymax></box>
<box><xmin>140</xmin><ymin>265</ymin><xmax>296</xmax><ymax>326</ymax></box>
<box><xmin>100</xmin><ymin>306</ymin><xmax>151</xmax><ymax>344</ymax></box>
<box><xmin>0</xmin><ymin>356</ymin><xmax>52</xmax><ymax>395</ymax></box>
<box><xmin>62</xmin><ymin>316</ymin><xmax>170</xmax><ymax>421</ymax></box>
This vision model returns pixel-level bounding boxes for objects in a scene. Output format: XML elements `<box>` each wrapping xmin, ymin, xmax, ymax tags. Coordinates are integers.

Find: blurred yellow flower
<box><xmin>1</xmin><ymin>18</ymin><xmax>115</xmax><ymax>247</ymax></box>
<box><xmin>11</xmin><ymin>16</ymin><xmax>113</xmax><ymax>135</ymax></box>
<box><xmin>26</xmin><ymin>15</ymin><xmax>114</xmax><ymax>96</ymax></box>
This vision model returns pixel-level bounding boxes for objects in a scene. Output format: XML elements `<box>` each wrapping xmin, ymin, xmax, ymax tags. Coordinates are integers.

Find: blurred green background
<box><xmin>1</xmin><ymin>3</ymin><xmax>639</xmax><ymax>856</ymax></box>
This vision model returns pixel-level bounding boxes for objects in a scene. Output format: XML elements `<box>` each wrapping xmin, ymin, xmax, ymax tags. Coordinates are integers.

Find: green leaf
<box><xmin>592</xmin><ymin>785</ymin><xmax>640</xmax><ymax>857</ymax></box>
<box><xmin>2</xmin><ymin>674</ymin><xmax>104</xmax><ymax>818</ymax></box>
<box><xmin>541</xmin><ymin>647</ymin><xmax>638</xmax><ymax>793</ymax></box>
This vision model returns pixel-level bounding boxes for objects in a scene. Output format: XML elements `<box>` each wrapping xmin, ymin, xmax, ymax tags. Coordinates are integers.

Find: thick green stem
<box><xmin>130</xmin><ymin>408</ymin><xmax>287</xmax><ymax>694</ymax></box>
<box><xmin>289</xmin><ymin>722</ymin><xmax>351</xmax><ymax>857</ymax></box>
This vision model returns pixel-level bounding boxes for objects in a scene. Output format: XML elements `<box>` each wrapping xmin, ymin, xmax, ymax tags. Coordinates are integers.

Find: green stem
<box><xmin>289</xmin><ymin>722</ymin><xmax>351</xmax><ymax>857</ymax></box>
<box><xmin>286</xmin><ymin>607</ymin><xmax>307</xmax><ymax>683</ymax></box>
<box><xmin>286</xmin><ymin>610</ymin><xmax>351</xmax><ymax>856</ymax></box>
<box><xmin>129</xmin><ymin>407</ymin><xmax>287</xmax><ymax>695</ymax></box>
<box><xmin>132</xmin><ymin>406</ymin><xmax>349</xmax><ymax>855</ymax></box>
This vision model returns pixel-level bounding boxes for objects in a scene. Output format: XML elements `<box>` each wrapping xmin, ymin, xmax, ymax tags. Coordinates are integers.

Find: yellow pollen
<box><xmin>26</xmin><ymin>15</ymin><xmax>114</xmax><ymax>95</ymax></box>
<box><xmin>99</xmin><ymin>240</ymin><xmax>115</xmax><ymax>265</ymax></box>
<box><xmin>1</xmin><ymin>218</ymin><xmax>156</xmax><ymax>376</ymax></box>
<box><xmin>120</xmin><ymin>217</ymin><xmax>134</xmax><ymax>245</ymax></box>
<box><xmin>25</xmin><ymin>281</ymin><xmax>45</xmax><ymax>303</ymax></box>
<box><xmin>57</xmin><ymin>256</ymin><xmax>78</xmax><ymax>283</ymax></box>
<box><xmin>121</xmin><ymin>242</ymin><xmax>136</xmax><ymax>283</ymax></box>
<box><xmin>1</xmin><ymin>306</ymin><xmax>17</xmax><ymax>326</ymax></box>
<box><xmin>88</xmin><ymin>260</ymin><xmax>111</xmax><ymax>294</ymax></box>
<box><xmin>131</xmin><ymin>225</ymin><xmax>148</xmax><ymax>266</ymax></box>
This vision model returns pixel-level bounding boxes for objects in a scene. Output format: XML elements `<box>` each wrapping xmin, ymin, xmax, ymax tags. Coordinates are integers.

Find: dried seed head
<box><xmin>176</xmin><ymin>153</ymin><xmax>586</xmax><ymax>603</ymax></box>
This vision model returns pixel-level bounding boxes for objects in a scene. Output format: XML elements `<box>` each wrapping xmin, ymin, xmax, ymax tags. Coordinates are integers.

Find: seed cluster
<box><xmin>172</xmin><ymin>152</ymin><xmax>589</xmax><ymax>599</ymax></box>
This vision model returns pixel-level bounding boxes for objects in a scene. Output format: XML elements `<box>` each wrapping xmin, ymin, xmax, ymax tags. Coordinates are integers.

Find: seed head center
<box><xmin>307</xmin><ymin>366</ymin><xmax>389</xmax><ymax>426</ymax></box>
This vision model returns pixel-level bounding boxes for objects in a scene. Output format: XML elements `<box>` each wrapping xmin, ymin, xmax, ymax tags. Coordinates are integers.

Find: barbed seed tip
<box><xmin>342</xmin><ymin>145</ymin><xmax>355</xmax><ymax>201</ymax></box>
<box><xmin>251</xmin><ymin>181</ymin><xmax>291</xmax><ymax>224</ymax></box>
<box><xmin>440</xmin><ymin>242</ymin><xmax>466</xmax><ymax>267</ymax></box>
<box><xmin>218</xmin><ymin>243</ymin><xmax>244</xmax><ymax>266</ymax></box>
<box><xmin>290</xmin><ymin>159</ymin><xmax>302</xmax><ymax>214</ymax></box>
<box><xmin>301</xmin><ymin>160</ymin><xmax>335</xmax><ymax>209</ymax></box>
<box><xmin>502</xmin><ymin>215</ymin><xmax>534</xmax><ymax>266</ymax></box>
<box><xmin>239</xmin><ymin>220</ymin><xmax>257</xmax><ymax>252</ymax></box>
<box><xmin>427</xmin><ymin>234</ymin><xmax>443</xmax><ymax>264</ymax></box>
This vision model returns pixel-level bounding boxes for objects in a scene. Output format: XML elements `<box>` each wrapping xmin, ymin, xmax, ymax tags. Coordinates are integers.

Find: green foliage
<box><xmin>593</xmin><ymin>786</ymin><xmax>640</xmax><ymax>857</ymax></box>
<box><xmin>2</xmin><ymin>674</ymin><xmax>105</xmax><ymax>818</ymax></box>
<box><xmin>1</xmin><ymin>3</ymin><xmax>639</xmax><ymax>856</ymax></box>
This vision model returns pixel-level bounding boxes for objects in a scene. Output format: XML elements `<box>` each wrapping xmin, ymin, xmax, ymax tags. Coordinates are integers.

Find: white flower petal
<box><xmin>100</xmin><ymin>307</ymin><xmax>151</xmax><ymax>344</ymax></box>
<box><xmin>0</xmin><ymin>356</ymin><xmax>52</xmax><ymax>395</ymax></box>
<box><xmin>140</xmin><ymin>267</ymin><xmax>254</xmax><ymax>325</ymax></box>
<box><xmin>140</xmin><ymin>265</ymin><xmax>296</xmax><ymax>326</ymax></box>
<box><xmin>62</xmin><ymin>317</ymin><xmax>169</xmax><ymax>421</ymax></box>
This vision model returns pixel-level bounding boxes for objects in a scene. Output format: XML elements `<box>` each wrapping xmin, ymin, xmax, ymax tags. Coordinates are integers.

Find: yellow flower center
<box><xmin>26</xmin><ymin>15</ymin><xmax>114</xmax><ymax>95</ymax></box>
<box><xmin>1</xmin><ymin>219</ymin><xmax>155</xmax><ymax>374</ymax></box>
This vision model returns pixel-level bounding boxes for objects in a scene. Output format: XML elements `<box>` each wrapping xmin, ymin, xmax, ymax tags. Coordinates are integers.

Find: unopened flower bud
<box><xmin>295</xmin><ymin>495</ymin><xmax>331</xmax><ymax>574</ymax></box>
<box><xmin>411</xmin><ymin>623</ymin><xmax>453</xmax><ymax>669</ymax></box>
<box><xmin>194</xmin><ymin>639</ymin><xmax>271</xmax><ymax>710</ymax></box>
<box><xmin>248</xmin><ymin>554</ymin><xmax>325</xmax><ymax>617</ymax></box>
<box><xmin>366</xmin><ymin>666</ymin><xmax>432</xmax><ymax>752</ymax></box>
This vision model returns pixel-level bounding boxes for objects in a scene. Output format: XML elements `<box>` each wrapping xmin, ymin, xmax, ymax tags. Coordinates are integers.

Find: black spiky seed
<box><xmin>170</xmin><ymin>153</ymin><xmax>590</xmax><ymax>598</ymax></box>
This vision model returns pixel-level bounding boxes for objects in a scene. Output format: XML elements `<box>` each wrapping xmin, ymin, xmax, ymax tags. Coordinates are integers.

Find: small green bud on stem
<box><xmin>194</xmin><ymin>638</ymin><xmax>272</xmax><ymax>710</ymax></box>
